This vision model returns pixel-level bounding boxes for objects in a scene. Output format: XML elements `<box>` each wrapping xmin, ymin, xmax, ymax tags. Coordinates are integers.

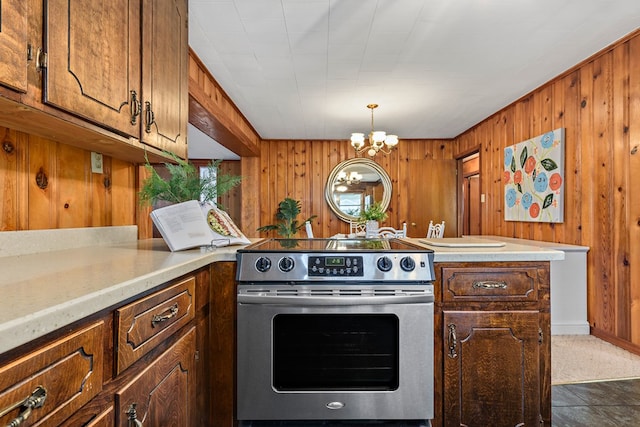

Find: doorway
<box><xmin>459</xmin><ymin>152</ymin><xmax>481</xmax><ymax>236</ymax></box>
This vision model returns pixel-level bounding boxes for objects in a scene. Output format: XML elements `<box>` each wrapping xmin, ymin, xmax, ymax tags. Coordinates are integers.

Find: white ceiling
<box><xmin>188</xmin><ymin>0</ymin><xmax>640</xmax><ymax>158</ymax></box>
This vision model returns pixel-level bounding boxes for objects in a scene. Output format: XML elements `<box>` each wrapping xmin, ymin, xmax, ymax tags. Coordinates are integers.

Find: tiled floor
<box><xmin>240</xmin><ymin>381</ymin><xmax>640</xmax><ymax>427</ymax></box>
<box><xmin>552</xmin><ymin>378</ymin><xmax>640</xmax><ymax>426</ymax></box>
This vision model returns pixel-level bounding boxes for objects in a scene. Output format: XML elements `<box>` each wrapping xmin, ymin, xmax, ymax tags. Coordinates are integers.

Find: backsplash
<box><xmin>0</xmin><ymin>226</ymin><xmax>138</xmax><ymax>257</ymax></box>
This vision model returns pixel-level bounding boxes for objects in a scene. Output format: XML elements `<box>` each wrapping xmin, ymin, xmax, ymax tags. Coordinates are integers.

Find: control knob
<box><xmin>279</xmin><ymin>256</ymin><xmax>295</xmax><ymax>272</ymax></box>
<box><xmin>255</xmin><ymin>257</ymin><xmax>272</xmax><ymax>272</ymax></box>
<box><xmin>400</xmin><ymin>256</ymin><xmax>416</xmax><ymax>272</ymax></box>
<box><xmin>376</xmin><ymin>256</ymin><xmax>393</xmax><ymax>272</ymax></box>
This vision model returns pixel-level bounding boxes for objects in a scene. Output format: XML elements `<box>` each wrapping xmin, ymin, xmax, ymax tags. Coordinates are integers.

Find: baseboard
<box><xmin>551</xmin><ymin>322</ymin><xmax>590</xmax><ymax>335</ymax></box>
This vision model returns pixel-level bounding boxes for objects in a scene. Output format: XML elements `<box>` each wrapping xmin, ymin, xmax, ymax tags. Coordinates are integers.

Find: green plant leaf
<box><xmin>257</xmin><ymin>197</ymin><xmax>317</xmax><ymax>238</ymax></box>
<box><xmin>543</xmin><ymin>193</ymin><xmax>554</xmax><ymax>209</ymax></box>
<box><xmin>138</xmin><ymin>151</ymin><xmax>242</xmax><ymax>207</ymax></box>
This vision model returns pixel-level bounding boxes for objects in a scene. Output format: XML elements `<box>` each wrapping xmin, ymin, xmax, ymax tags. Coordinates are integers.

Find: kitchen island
<box><xmin>0</xmin><ymin>231</ymin><xmax>562</xmax><ymax>427</ymax></box>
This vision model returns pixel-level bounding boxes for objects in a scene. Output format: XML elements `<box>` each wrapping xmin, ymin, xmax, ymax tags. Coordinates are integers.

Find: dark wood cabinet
<box><xmin>0</xmin><ymin>266</ymin><xmax>215</xmax><ymax>427</ymax></box>
<box><xmin>115</xmin><ymin>327</ymin><xmax>196</xmax><ymax>426</ymax></box>
<box><xmin>433</xmin><ymin>262</ymin><xmax>551</xmax><ymax>427</ymax></box>
<box><xmin>442</xmin><ymin>311</ymin><xmax>541</xmax><ymax>426</ymax></box>
<box><xmin>0</xmin><ymin>321</ymin><xmax>105</xmax><ymax>426</ymax></box>
<box><xmin>0</xmin><ymin>0</ymin><xmax>29</xmax><ymax>93</ymax></box>
<box><xmin>43</xmin><ymin>0</ymin><xmax>188</xmax><ymax>158</ymax></box>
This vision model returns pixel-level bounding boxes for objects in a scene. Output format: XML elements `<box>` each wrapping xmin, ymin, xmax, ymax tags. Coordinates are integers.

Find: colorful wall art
<box><xmin>503</xmin><ymin>128</ymin><xmax>565</xmax><ymax>222</ymax></box>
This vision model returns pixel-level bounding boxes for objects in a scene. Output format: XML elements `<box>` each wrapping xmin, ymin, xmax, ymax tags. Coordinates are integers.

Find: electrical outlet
<box><xmin>481</xmin><ymin>194</ymin><xmax>486</xmax><ymax>203</ymax></box>
<box><xmin>91</xmin><ymin>152</ymin><xmax>103</xmax><ymax>174</ymax></box>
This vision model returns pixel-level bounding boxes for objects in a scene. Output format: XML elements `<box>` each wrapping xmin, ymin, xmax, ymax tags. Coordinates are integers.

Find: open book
<box><xmin>150</xmin><ymin>200</ymin><xmax>250</xmax><ymax>251</ymax></box>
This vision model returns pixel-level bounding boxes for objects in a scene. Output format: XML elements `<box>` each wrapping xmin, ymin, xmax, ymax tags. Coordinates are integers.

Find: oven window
<box><xmin>272</xmin><ymin>314</ymin><xmax>399</xmax><ymax>391</ymax></box>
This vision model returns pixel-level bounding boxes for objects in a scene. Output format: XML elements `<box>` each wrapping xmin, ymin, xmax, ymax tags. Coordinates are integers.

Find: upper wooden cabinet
<box><xmin>0</xmin><ymin>0</ymin><xmax>29</xmax><ymax>92</ymax></box>
<box><xmin>140</xmin><ymin>0</ymin><xmax>189</xmax><ymax>158</ymax></box>
<box><xmin>44</xmin><ymin>0</ymin><xmax>141</xmax><ymax>138</ymax></box>
<box><xmin>35</xmin><ymin>0</ymin><xmax>187</xmax><ymax>159</ymax></box>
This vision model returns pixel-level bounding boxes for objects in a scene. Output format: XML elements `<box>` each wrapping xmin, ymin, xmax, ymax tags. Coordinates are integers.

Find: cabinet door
<box><xmin>115</xmin><ymin>327</ymin><xmax>196</xmax><ymax>427</ymax></box>
<box><xmin>443</xmin><ymin>311</ymin><xmax>540</xmax><ymax>427</ymax></box>
<box><xmin>0</xmin><ymin>0</ymin><xmax>28</xmax><ymax>92</ymax></box>
<box><xmin>0</xmin><ymin>321</ymin><xmax>104</xmax><ymax>426</ymax></box>
<box><xmin>140</xmin><ymin>0</ymin><xmax>188</xmax><ymax>158</ymax></box>
<box><xmin>44</xmin><ymin>0</ymin><xmax>141</xmax><ymax>137</ymax></box>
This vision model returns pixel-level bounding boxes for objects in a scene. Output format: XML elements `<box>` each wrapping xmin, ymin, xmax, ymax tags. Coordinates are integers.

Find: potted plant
<box><xmin>359</xmin><ymin>201</ymin><xmax>388</xmax><ymax>233</ymax></box>
<box><xmin>257</xmin><ymin>198</ymin><xmax>317</xmax><ymax>238</ymax></box>
<box><xmin>138</xmin><ymin>152</ymin><xmax>242</xmax><ymax>207</ymax></box>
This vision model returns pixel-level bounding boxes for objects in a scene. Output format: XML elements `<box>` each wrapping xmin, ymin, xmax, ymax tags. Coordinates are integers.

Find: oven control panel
<box><xmin>308</xmin><ymin>255</ymin><xmax>364</xmax><ymax>277</ymax></box>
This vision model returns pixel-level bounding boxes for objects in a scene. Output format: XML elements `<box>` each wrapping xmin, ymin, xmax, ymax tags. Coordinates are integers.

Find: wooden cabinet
<box><xmin>0</xmin><ymin>321</ymin><xmax>104</xmax><ymax>426</ymax></box>
<box><xmin>434</xmin><ymin>262</ymin><xmax>551</xmax><ymax>427</ymax></box>
<box><xmin>0</xmin><ymin>0</ymin><xmax>29</xmax><ymax>92</ymax></box>
<box><xmin>115</xmin><ymin>327</ymin><xmax>196</xmax><ymax>426</ymax></box>
<box><xmin>44</xmin><ymin>0</ymin><xmax>141</xmax><ymax>138</ymax></box>
<box><xmin>43</xmin><ymin>0</ymin><xmax>188</xmax><ymax>158</ymax></box>
<box><xmin>442</xmin><ymin>311</ymin><xmax>541</xmax><ymax>426</ymax></box>
<box><xmin>0</xmin><ymin>267</ymin><xmax>213</xmax><ymax>427</ymax></box>
<box><xmin>140</xmin><ymin>0</ymin><xmax>189</xmax><ymax>158</ymax></box>
<box><xmin>115</xmin><ymin>276</ymin><xmax>195</xmax><ymax>374</ymax></box>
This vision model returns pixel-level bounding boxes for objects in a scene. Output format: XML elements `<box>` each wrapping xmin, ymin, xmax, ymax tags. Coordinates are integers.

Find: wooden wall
<box><xmin>257</xmin><ymin>139</ymin><xmax>455</xmax><ymax>239</ymax></box>
<box><xmin>0</xmin><ymin>125</ymin><xmax>137</xmax><ymax>231</ymax></box>
<box><xmin>455</xmin><ymin>30</ymin><xmax>640</xmax><ymax>352</ymax></box>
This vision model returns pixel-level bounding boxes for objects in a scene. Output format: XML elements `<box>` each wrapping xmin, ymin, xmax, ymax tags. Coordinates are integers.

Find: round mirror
<box><xmin>325</xmin><ymin>158</ymin><xmax>392</xmax><ymax>222</ymax></box>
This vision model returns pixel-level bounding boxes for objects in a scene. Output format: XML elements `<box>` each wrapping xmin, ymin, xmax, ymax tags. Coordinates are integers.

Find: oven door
<box><xmin>236</xmin><ymin>287</ymin><xmax>434</xmax><ymax>421</ymax></box>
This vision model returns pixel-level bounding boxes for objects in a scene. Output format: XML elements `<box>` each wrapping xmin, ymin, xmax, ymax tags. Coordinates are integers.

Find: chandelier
<box><xmin>350</xmin><ymin>104</ymin><xmax>399</xmax><ymax>157</ymax></box>
<box><xmin>334</xmin><ymin>170</ymin><xmax>362</xmax><ymax>192</ymax></box>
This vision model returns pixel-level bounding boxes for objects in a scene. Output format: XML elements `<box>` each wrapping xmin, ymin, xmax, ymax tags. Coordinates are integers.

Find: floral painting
<box><xmin>503</xmin><ymin>128</ymin><xmax>565</xmax><ymax>222</ymax></box>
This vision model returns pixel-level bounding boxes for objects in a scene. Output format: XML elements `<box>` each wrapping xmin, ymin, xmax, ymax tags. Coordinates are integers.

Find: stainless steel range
<box><xmin>236</xmin><ymin>238</ymin><xmax>435</xmax><ymax>425</ymax></box>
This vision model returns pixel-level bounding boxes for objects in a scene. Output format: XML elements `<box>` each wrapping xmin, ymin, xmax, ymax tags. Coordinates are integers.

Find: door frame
<box><xmin>456</xmin><ymin>146</ymin><xmax>481</xmax><ymax>236</ymax></box>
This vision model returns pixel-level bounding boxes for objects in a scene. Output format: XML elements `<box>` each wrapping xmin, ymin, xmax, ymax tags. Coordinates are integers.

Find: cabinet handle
<box><xmin>0</xmin><ymin>385</ymin><xmax>47</xmax><ymax>426</ymax></box>
<box><xmin>472</xmin><ymin>280</ymin><xmax>507</xmax><ymax>290</ymax></box>
<box><xmin>447</xmin><ymin>324</ymin><xmax>458</xmax><ymax>359</ymax></box>
<box><xmin>130</xmin><ymin>91</ymin><xmax>141</xmax><ymax>125</ymax></box>
<box><xmin>144</xmin><ymin>101</ymin><xmax>155</xmax><ymax>133</ymax></box>
<box><xmin>126</xmin><ymin>403</ymin><xmax>143</xmax><ymax>427</ymax></box>
<box><xmin>151</xmin><ymin>303</ymin><xmax>179</xmax><ymax>327</ymax></box>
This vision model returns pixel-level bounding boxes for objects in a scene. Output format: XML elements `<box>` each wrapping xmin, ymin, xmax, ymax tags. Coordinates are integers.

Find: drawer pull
<box><xmin>151</xmin><ymin>303</ymin><xmax>179</xmax><ymax>327</ymax></box>
<box><xmin>130</xmin><ymin>90</ymin><xmax>141</xmax><ymax>125</ymax></box>
<box><xmin>144</xmin><ymin>101</ymin><xmax>155</xmax><ymax>133</ymax></box>
<box><xmin>126</xmin><ymin>403</ymin><xmax>144</xmax><ymax>427</ymax></box>
<box><xmin>472</xmin><ymin>280</ymin><xmax>507</xmax><ymax>290</ymax></box>
<box><xmin>1</xmin><ymin>385</ymin><xmax>47</xmax><ymax>426</ymax></box>
<box><xmin>447</xmin><ymin>324</ymin><xmax>458</xmax><ymax>359</ymax></box>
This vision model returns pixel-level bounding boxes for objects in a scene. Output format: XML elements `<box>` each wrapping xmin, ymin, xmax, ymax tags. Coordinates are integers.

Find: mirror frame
<box><xmin>324</xmin><ymin>158</ymin><xmax>392</xmax><ymax>222</ymax></box>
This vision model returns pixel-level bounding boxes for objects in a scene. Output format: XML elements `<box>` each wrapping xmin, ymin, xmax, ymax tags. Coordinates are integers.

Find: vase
<box><xmin>365</xmin><ymin>220</ymin><xmax>379</xmax><ymax>237</ymax></box>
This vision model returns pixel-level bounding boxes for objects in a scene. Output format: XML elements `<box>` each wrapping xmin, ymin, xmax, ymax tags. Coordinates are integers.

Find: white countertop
<box><xmin>0</xmin><ymin>230</ymin><xmax>246</xmax><ymax>355</ymax></box>
<box><xmin>407</xmin><ymin>237</ymin><xmax>565</xmax><ymax>262</ymax></box>
<box><xmin>0</xmin><ymin>230</ymin><xmax>563</xmax><ymax>355</ymax></box>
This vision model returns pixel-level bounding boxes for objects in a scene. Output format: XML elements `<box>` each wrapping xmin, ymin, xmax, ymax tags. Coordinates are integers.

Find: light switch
<box><xmin>481</xmin><ymin>193</ymin><xmax>486</xmax><ymax>203</ymax></box>
<box><xmin>91</xmin><ymin>152</ymin><xmax>103</xmax><ymax>174</ymax></box>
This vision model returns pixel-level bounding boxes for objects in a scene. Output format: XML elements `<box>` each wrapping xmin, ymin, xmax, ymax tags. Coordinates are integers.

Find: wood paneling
<box><xmin>256</xmin><ymin>139</ymin><xmax>456</xmax><ymax>239</ymax></box>
<box><xmin>0</xmin><ymin>125</ymin><xmax>137</xmax><ymax>231</ymax></box>
<box><xmin>454</xmin><ymin>30</ymin><xmax>640</xmax><ymax>353</ymax></box>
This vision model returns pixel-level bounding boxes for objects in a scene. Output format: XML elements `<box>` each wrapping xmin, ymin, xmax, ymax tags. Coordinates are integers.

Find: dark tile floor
<box><xmin>552</xmin><ymin>378</ymin><xmax>640</xmax><ymax>426</ymax></box>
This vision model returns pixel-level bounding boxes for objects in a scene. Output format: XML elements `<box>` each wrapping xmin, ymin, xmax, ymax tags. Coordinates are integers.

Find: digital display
<box><xmin>325</xmin><ymin>257</ymin><xmax>345</xmax><ymax>267</ymax></box>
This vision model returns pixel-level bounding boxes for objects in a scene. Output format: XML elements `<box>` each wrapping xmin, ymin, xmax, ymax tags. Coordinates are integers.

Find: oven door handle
<box><xmin>237</xmin><ymin>293</ymin><xmax>433</xmax><ymax>306</ymax></box>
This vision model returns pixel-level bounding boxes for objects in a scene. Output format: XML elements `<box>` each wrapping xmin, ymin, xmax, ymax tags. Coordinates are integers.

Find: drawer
<box><xmin>441</xmin><ymin>266</ymin><xmax>539</xmax><ymax>302</ymax></box>
<box><xmin>0</xmin><ymin>321</ymin><xmax>104</xmax><ymax>427</ymax></box>
<box><xmin>116</xmin><ymin>276</ymin><xmax>195</xmax><ymax>374</ymax></box>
